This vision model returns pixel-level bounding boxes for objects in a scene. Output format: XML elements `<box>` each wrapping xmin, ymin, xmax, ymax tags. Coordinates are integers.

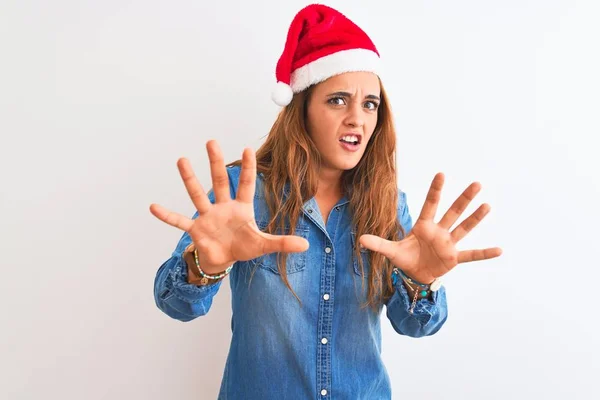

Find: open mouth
<box><xmin>339</xmin><ymin>135</ymin><xmax>361</xmax><ymax>151</ymax></box>
<box><xmin>339</xmin><ymin>134</ymin><xmax>361</xmax><ymax>145</ymax></box>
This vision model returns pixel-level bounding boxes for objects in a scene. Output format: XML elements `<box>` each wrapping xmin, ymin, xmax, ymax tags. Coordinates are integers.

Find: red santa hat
<box><xmin>271</xmin><ymin>4</ymin><xmax>382</xmax><ymax>107</ymax></box>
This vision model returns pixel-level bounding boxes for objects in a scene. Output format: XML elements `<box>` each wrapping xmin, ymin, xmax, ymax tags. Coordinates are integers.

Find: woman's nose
<box><xmin>344</xmin><ymin>103</ymin><xmax>364</xmax><ymax>128</ymax></box>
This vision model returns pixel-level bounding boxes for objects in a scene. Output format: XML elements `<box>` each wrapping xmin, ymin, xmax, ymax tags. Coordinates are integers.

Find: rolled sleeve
<box><xmin>386</xmin><ymin>277</ymin><xmax>448</xmax><ymax>337</ymax></box>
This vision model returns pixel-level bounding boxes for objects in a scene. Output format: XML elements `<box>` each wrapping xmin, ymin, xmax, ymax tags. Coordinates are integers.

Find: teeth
<box><xmin>341</xmin><ymin>135</ymin><xmax>359</xmax><ymax>144</ymax></box>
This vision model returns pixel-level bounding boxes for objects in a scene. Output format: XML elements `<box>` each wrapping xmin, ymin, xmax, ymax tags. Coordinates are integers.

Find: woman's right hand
<box><xmin>149</xmin><ymin>140</ymin><xmax>310</xmax><ymax>274</ymax></box>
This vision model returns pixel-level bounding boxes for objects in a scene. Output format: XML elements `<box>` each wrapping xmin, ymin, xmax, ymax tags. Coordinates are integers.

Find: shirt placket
<box><xmin>312</xmin><ymin>203</ymin><xmax>345</xmax><ymax>399</ymax></box>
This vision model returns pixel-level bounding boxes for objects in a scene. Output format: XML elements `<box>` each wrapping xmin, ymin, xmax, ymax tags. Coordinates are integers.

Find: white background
<box><xmin>1</xmin><ymin>0</ymin><xmax>598</xmax><ymax>399</ymax></box>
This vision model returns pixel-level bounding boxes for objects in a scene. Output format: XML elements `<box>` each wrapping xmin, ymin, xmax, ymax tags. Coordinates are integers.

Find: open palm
<box><xmin>149</xmin><ymin>140</ymin><xmax>309</xmax><ymax>274</ymax></box>
<box><xmin>359</xmin><ymin>173</ymin><xmax>502</xmax><ymax>284</ymax></box>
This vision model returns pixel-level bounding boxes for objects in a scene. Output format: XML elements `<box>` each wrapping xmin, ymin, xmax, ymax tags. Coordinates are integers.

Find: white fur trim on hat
<box><xmin>290</xmin><ymin>48</ymin><xmax>381</xmax><ymax>93</ymax></box>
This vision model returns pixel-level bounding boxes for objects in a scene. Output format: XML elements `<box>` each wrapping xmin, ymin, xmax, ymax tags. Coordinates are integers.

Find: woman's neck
<box><xmin>316</xmin><ymin>168</ymin><xmax>343</xmax><ymax>199</ymax></box>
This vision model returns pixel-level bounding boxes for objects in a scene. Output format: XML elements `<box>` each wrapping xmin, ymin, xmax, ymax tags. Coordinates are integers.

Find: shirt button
<box><xmin>321</xmin><ymin>389</ymin><xmax>327</xmax><ymax>396</ymax></box>
<box><xmin>335</xmin><ymin>206</ymin><xmax>340</xmax><ymax>211</ymax></box>
<box><xmin>321</xmin><ymin>337</ymin><xmax>328</xmax><ymax>344</ymax></box>
<box><xmin>325</xmin><ymin>247</ymin><xmax>331</xmax><ymax>253</ymax></box>
<box><xmin>308</xmin><ymin>209</ymin><xmax>313</xmax><ymax>213</ymax></box>
<box><xmin>323</xmin><ymin>294</ymin><xmax>330</xmax><ymax>300</ymax></box>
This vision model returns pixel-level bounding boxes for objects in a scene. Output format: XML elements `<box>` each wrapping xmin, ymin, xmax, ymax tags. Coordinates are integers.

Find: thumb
<box><xmin>359</xmin><ymin>234</ymin><xmax>398</xmax><ymax>260</ymax></box>
<box><xmin>260</xmin><ymin>233</ymin><xmax>310</xmax><ymax>255</ymax></box>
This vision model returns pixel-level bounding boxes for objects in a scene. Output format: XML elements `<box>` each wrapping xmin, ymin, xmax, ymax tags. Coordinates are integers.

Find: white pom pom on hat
<box><xmin>271</xmin><ymin>81</ymin><xmax>294</xmax><ymax>107</ymax></box>
<box><xmin>271</xmin><ymin>4</ymin><xmax>382</xmax><ymax>107</ymax></box>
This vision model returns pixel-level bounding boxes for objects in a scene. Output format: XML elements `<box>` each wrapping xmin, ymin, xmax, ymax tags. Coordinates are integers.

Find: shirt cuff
<box><xmin>393</xmin><ymin>274</ymin><xmax>443</xmax><ymax>325</ymax></box>
<box><xmin>169</xmin><ymin>253</ymin><xmax>222</xmax><ymax>301</ymax></box>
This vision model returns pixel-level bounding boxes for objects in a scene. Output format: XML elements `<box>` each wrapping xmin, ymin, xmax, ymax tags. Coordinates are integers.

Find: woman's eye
<box><xmin>365</xmin><ymin>101</ymin><xmax>379</xmax><ymax>110</ymax></box>
<box><xmin>328</xmin><ymin>97</ymin><xmax>346</xmax><ymax>105</ymax></box>
<box><xmin>327</xmin><ymin>97</ymin><xmax>378</xmax><ymax>109</ymax></box>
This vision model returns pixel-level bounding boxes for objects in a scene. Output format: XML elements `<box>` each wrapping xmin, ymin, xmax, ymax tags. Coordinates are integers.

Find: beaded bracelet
<box><xmin>193</xmin><ymin>248</ymin><xmax>233</xmax><ymax>285</ymax></box>
<box><xmin>393</xmin><ymin>267</ymin><xmax>442</xmax><ymax>292</ymax></box>
<box><xmin>393</xmin><ymin>267</ymin><xmax>431</xmax><ymax>297</ymax></box>
<box><xmin>401</xmin><ymin>275</ymin><xmax>431</xmax><ymax>299</ymax></box>
<box><xmin>392</xmin><ymin>267</ymin><xmax>443</xmax><ymax>314</ymax></box>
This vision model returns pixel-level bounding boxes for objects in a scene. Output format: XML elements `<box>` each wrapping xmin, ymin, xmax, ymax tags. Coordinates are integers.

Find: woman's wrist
<box><xmin>184</xmin><ymin>243</ymin><xmax>233</xmax><ymax>285</ymax></box>
<box><xmin>183</xmin><ymin>244</ymin><xmax>226</xmax><ymax>285</ymax></box>
<box><xmin>393</xmin><ymin>268</ymin><xmax>433</xmax><ymax>299</ymax></box>
<box><xmin>396</xmin><ymin>267</ymin><xmax>435</xmax><ymax>286</ymax></box>
<box><xmin>401</xmin><ymin>277</ymin><xmax>431</xmax><ymax>298</ymax></box>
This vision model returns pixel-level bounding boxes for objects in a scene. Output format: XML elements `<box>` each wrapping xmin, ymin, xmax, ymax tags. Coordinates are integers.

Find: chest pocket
<box><xmin>350</xmin><ymin>230</ymin><xmax>371</xmax><ymax>277</ymax></box>
<box><xmin>254</xmin><ymin>221</ymin><xmax>310</xmax><ymax>275</ymax></box>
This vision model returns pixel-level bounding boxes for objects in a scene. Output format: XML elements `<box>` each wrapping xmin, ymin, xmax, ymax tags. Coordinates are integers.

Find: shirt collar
<box><xmin>259</xmin><ymin>173</ymin><xmax>350</xmax><ymax>207</ymax></box>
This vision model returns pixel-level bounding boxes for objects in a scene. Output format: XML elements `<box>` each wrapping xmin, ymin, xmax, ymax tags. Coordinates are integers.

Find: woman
<box><xmin>150</xmin><ymin>4</ymin><xmax>502</xmax><ymax>399</ymax></box>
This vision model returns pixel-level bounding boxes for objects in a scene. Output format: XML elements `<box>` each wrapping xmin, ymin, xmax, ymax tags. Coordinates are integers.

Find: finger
<box><xmin>149</xmin><ymin>203</ymin><xmax>194</xmax><ymax>232</ymax></box>
<box><xmin>357</xmin><ymin>234</ymin><xmax>400</xmax><ymax>263</ymax></box>
<box><xmin>207</xmin><ymin>140</ymin><xmax>231</xmax><ymax>203</ymax></box>
<box><xmin>260</xmin><ymin>233</ymin><xmax>310</xmax><ymax>255</ymax></box>
<box><xmin>450</xmin><ymin>203</ymin><xmax>491</xmax><ymax>243</ymax></box>
<box><xmin>458</xmin><ymin>247</ymin><xmax>503</xmax><ymax>263</ymax></box>
<box><xmin>418</xmin><ymin>173</ymin><xmax>444</xmax><ymax>222</ymax></box>
<box><xmin>236</xmin><ymin>147</ymin><xmax>257</xmax><ymax>203</ymax></box>
<box><xmin>177</xmin><ymin>157</ymin><xmax>212</xmax><ymax>214</ymax></box>
<box><xmin>438</xmin><ymin>181</ymin><xmax>481</xmax><ymax>230</ymax></box>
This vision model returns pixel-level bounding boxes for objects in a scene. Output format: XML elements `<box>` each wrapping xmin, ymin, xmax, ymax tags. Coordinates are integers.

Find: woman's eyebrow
<box><xmin>328</xmin><ymin>91</ymin><xmax>380</xmax><ymax>101</ymax></box>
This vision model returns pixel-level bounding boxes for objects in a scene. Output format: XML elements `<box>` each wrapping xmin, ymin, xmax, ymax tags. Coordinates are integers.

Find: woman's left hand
<box><xmin>359</xmin><ymin>173</ymin><xmax>503</xmax><ymax>285</ymax></box>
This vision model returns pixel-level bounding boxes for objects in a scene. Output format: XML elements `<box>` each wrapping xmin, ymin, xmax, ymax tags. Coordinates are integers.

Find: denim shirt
<box><xmin>154</xmin><ymin>165</ymin><xmax>448</xmax><ymax>400</ymax></box>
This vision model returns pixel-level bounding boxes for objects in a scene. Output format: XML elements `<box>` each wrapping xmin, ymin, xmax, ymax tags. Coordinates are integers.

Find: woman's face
<box><xmin>306</xmin><ymin>71</ymin><xmax>381</xmax><ymax>172</ymax></box>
